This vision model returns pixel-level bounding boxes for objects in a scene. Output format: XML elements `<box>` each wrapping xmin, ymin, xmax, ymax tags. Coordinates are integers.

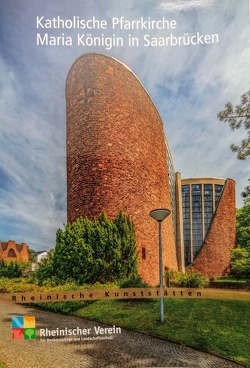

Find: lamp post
<box><xmin>149</xmin><ymin>208</ymin><xmax>170</xmax><ymax>323</ymax></box>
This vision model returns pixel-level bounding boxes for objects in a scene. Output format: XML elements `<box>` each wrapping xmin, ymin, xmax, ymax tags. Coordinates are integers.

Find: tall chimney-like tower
<box><xmin>66</xmin><ymin>53</ymin><xmax>177</xmax><ymax>285</ymax></box>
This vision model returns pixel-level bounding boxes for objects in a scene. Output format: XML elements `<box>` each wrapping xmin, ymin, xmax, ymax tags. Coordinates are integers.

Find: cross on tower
<box><xmin>78</xmin><ymin>85</ymin><xmax>95</xmax><ymax>105</ymax></box>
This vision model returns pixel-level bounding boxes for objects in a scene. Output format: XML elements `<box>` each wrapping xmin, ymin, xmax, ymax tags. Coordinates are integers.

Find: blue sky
<box><xmin>0</xmin><ymin>0</ymin><xmax>249</xmax><ymax>251</ymax></box>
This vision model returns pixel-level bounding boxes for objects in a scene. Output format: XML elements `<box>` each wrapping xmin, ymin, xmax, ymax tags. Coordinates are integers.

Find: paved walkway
<box><xmin>0</xmin><ymin>300</ymin><xmax>246</xmax><ymax>368</ymax></box>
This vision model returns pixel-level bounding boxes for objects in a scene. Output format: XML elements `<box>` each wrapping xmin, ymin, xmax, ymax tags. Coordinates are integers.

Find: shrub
<box><xmin>36</xmin><ymin>211</ymin><xmax>138</xmax><ymax>285</ymax></box>
<box><xmin>0</xmin><ymin>277</ymin><xmax>45</xmax><ymax>293</ymax></box>
<box><xmin>164</xmin><ymin>269</ymin><xmax>209</xmax><ymax>288</ymax></box>
<box><xmin>181</xmin><ymin>271</ymin><xmax>209</xmax><ymax>288</ymax></box>
<box><xmin>119</xmin><ymin>274</ymin><xmax>149</xmax><ymax>288</ymax></box>
<box><xmin>0</xmin><ymin>260</ymin><xmax>28</xmax><ymax>278</ymax></box>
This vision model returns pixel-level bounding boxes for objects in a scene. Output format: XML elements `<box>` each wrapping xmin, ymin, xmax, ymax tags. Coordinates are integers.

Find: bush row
<box><xmin>164</xmin><ymin>269</ymin><xmax>209</xmax><ymax>288</ymax></box>
<box><xmin>209</xmin><ymin>281</ymin><xmax>250</xmax><ymax>290</ymax></box>
<box><xmin>0</xmin><ymin>260</ymin><xmax>28</xmax><ymax>279</ymax></box>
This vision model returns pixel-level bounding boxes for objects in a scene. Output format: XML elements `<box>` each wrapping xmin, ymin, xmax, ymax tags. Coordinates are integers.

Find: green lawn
<box><xmin>1</xmin><ymin>277</ymin><xmax>249</xmax><ymax>366</ymax></box>
<box><xmin>74</xmin><ymin>298</ymin><xmax>250</xmax><ymax>366</ymax></box>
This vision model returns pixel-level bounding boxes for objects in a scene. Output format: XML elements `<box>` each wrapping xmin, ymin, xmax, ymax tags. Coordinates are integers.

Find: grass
<box><xmin>73</xmin><ymin>298</ymin><xmax>250</xmax><ymax>366</ymax></box>
<box><xmin>0</xmin><ymin>277</ymin><xmax>249</xmax><ymax>365</ymax></box>
<box><xmin>216</xmin><ymin>276</ymin><xmax>249</xmax><ymax>283</ymax></box>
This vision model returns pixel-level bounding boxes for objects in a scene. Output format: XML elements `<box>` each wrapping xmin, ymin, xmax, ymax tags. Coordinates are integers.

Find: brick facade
<box><xmin>0</xmin><ymin>240</ymin><xmax>29</xmax><ymax>262</ymax></box>
<box><xmin>66</xmin><ymin>53</ymin><xmax>178</xmax><ymax>285</ymax></box>
<box><xmin>189</xmin><ymin>179</ymin><xmax>236</xmax><ymax>277</ymax></box>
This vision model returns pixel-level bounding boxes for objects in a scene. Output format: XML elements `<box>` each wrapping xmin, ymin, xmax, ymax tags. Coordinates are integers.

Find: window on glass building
<box><xmin>181</xmin><ymin>180</ymin><xmax>225</xmax><ymax>266</ymax></box>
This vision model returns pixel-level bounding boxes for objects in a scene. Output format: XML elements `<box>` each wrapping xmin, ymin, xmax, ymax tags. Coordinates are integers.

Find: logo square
<box><xmin>12</xmin><ymin>328</ymin><xmax>24</xmax><ymax>340</ymax></box>
<box><xmin>12</xmin><ymin>316</ymin><xmax>36</xmax><ymax>340</ymax></box>
<box><xmin>24</xmin><ymin>328</ymin><xmax>36</xmax><ymax>340</ymax></box>
<box><xmin>24</xmin><ymin>316</ymin><xmax>35</xmax><ymax>328</ymax></box>
<box><xmin>12</xmin><ymin>316</ymin><xmax>24</xmax><ymax>329</ymax></box>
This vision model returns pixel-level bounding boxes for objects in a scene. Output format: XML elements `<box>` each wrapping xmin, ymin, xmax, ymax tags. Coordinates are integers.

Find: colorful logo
<box><xmin>12</xmin><ymin>316</ymin><xmax>36</xmax><ymax>340</ymax></box>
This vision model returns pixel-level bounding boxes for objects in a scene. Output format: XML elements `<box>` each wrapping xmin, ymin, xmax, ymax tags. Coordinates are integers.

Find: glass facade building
<box><xmin>181</xmin><ymin>178</ymin><xmax>224</xmax><ymax>266</ymax></box>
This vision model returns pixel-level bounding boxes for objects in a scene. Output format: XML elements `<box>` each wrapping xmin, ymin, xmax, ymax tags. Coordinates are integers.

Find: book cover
<box><xmin>0</xmin><ymin>1</ymin><xmax>249</xmax><ymax>367</ymax></box>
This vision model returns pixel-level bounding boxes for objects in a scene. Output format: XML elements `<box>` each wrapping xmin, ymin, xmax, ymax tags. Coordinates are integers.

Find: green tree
<box><xmin>230</xmin><ymin>247</ymin><xmax>250</xmax><ymax>279</ymax></box>
<box><xmin>28</xmin><ymin>248</ymin><xmax>36</xmax><ymax>262</ymax></box>
<box><xmin>43</xmin><ymin>212</ymin><xmax>138</xmax><ymax>285</ymax></box>
<box><xmin>236</xmin><ymin>199</ymin><xmax>250</xmax><ymax>250</ymax></box>
<box><xmin>114</xmin><ymin>211</ymin><xmax>138</xmax><ymax>278</ymax></box>
<box><xmin>34</xmin><ymin>249</ymin><xmax>55</xmax><ymax>285</ymax></box>
<box><xmin>53</xmin><ymin>217</ymin><xmax>95</xmax><ymax>284</ymax></box>
<box><xmin>217</xmin><ymin>90</ymin><xmax>250</xmax><ymax>198</ymax></box>
<box><xmin>217</xmin><ymin>90</ymin><xmax>250</xmax><ymax>160</ymax></box>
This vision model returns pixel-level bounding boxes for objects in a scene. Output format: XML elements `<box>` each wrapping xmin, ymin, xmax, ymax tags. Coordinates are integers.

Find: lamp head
<box><xmin>149</xmin><ymin>208</ymin><xmax>171</xmax><ymax>222</ymax></box>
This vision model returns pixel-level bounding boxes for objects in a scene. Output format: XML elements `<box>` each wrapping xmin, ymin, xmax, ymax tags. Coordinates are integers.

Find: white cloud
<box><xmin>158</xmin><ymin>0</ymin><xmax>216</xmax><ymax>12</ymax></box>
<box><xmin>0</xmin><ymin>0</ymin><xmax>249</xmax><ymax>250</ymax></box>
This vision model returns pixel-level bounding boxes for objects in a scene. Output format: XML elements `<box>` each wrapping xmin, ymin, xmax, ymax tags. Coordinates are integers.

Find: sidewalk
<box><xmin>0</xmin><ymin>299</ymin><xmax>245</xmax><ymax>368</ymax></box>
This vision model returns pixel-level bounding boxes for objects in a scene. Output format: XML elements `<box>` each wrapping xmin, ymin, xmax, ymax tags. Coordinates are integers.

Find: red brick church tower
<box><xmin>66</xmin><ymin>53</ymin><xmax>178</xmax><ymax>285</ymax></box>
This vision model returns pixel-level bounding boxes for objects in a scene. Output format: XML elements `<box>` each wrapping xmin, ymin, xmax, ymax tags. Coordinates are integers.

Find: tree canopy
<box><xmin>217</xmin><ymin>90</ymin><xmax>250</xmax><ymax>160</ymax></box>
<box><xmin>28</xmin><ymin>248</ymin><xmax>36</xmax><ymax>263</ymax></box>
<box><xmin>217</xmin><ymin>90</ymin><xmax>250</xmax><ymax>198</ymax></box>
<box><xmin>35</xmin><ymin>212</ymin><xmax>138</xmax><ymax>285</ymax></box>
<box><xmin>236</xmin><ymin>199</ymin><xmax>250</xmax><ymax>250</ymax></box>
<box><xmin>229</xmin><ymin>199</ymin><xmax>250</xmax><ymax>279</ymax></box>
<box><xmin>230</xmin><ymin>247</ymin><xmax>250</xmax><ymax>280</ymax></box>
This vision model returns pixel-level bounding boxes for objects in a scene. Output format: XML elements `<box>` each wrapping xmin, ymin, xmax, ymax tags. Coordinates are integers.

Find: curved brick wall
<box><xmin>66</xmin><ymin>53</ymin><xmax>177</xmax><ymax>285</ymax></box>
<box><xmin>189</xmin><ymin>179</ymin><xmax>236</xmax><ymax>277</ymax></box>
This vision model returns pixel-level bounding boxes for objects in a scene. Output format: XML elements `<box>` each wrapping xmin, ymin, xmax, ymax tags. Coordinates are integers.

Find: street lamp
<box><xmin>149</xmin><ymin>208</ymin><xmax>170</xmax><ymax>323</ymax></box>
